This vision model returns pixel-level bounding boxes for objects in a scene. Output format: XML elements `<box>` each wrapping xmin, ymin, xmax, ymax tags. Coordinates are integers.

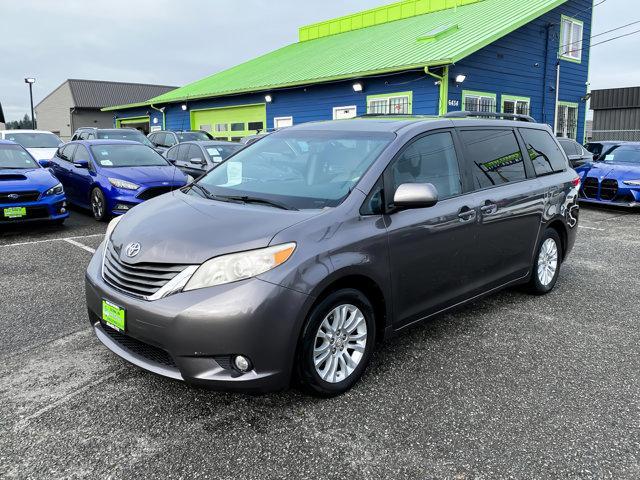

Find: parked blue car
<box><xmin>0</xmin><ymin>140</ymin><xmax>68</xmax><ymax>224</ymax></box>
<box><xmin>576</xmin><ymin>142</ymin><xmax>640</xmax><ymax>207</ymax></box>
<box><xmin>46</xmin><ymin>140</ymin><xmax>188</xmax><ymax>221</ymax></box>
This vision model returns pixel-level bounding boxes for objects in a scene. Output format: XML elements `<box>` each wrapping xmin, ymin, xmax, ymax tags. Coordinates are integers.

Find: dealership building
<box><xmin>106</xmin><ymin>0</ymin><xmax>592</xmax><ymax>142</ymax></box>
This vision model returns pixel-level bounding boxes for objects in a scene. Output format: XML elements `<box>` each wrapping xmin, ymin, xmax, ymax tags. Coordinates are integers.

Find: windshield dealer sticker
<box><xmin>223</xmin><ymin>162</ymin><xmax>243</xmax><ymax>186</ymax></box>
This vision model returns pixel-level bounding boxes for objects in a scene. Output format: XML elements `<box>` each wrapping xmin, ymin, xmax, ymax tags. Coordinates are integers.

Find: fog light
<box><xmin>234</xmin><ymin>355</ymin><xmax>251</xmax><ymax>372</ymax></box>
<box><xmin>114</xmin><ymin>204</ymin><xmax>131</xmax><ymax>211</ymax></box>
<box><xmin>60</xmin><ymin>207</ymin><xmax>66</xmax><ymax>214</ymax></box>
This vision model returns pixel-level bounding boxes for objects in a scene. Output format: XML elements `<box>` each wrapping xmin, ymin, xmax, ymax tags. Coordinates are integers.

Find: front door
<box><xmin>50</xmin><ymin>144</ymin><xmax>77</xmax><ymax>199</ymax></box>
<box><xmin>68</xmin><ymin>144</ymin><xmax>96</xmax><ymax>207</ymax></box>
<box><xmin>384</xmin><ymin>130</ymin><xmax>479</xmax><ymax>327</ymax></box>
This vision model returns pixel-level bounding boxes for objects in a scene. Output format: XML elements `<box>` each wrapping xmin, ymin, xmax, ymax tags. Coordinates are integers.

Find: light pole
<box><xmin>24</xmin><ymin>77</ymin><xmax>36</xmax><ymax>129</ymax></box>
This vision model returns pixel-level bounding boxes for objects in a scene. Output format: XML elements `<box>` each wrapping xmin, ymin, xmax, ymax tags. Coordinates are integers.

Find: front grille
<box><xmin>102</xmin><ymin>242</ymin><xmax>190</xmax><ymax>298</ymax></box>
<box><xmin>0</xmin><ymin>190</ymin><xmax>40</xmax><ymax>204</ymax></box>
<box><xmin>137</xmin><ymin>186</ymin><xmax>174</xmax><ymax>201</ymax></box>
<box><xmin>1</xmin><ymin>206</ymin><xmax>49</xmax><ymax>220</ymax></box>
<box><xmin>600</xmin><ymin>179</ymin><xmax>618</xmax><ymax>201</ymax></box>
<box><xmin>98</xmin><ymin>322</ymin><xmax>176</xmax><ymax>367</ymax></box>
<box><xmin>581</xmin><ymin>177</ymin><xmax>599</xmax><ymax>199</ymax></box>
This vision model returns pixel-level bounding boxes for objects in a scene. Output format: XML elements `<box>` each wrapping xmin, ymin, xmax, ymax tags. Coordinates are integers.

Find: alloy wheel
<box><xmin>537</xmin><ymin>238</ymin><xmax>558</xmax><ymax>286</ymax></box>
<box><xmin>92</xmin><ymin>190</ymin><xmax>104</xmax><ymax>219</ymax></box>
<box><xmin>313</xmin><ymin>304</ymin><xmax>367</xmax><ymax>384</ymax></box>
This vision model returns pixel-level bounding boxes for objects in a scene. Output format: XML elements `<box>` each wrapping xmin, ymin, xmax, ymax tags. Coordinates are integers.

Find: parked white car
<box><xmin>0</xmin><ymin>130</ymin><xmax>62</xmax><ymax>160</ymax></box>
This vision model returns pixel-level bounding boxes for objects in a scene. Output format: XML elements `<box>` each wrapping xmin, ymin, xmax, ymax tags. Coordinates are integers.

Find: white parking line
<box><xmin>579</xmin><ymin>225</ymin><xmax>606</xmax><ymax>231</ymax></box>
<box><xmin>0</xmin><ymin>233</ymin><xmax>104</xmax><ymax>249</ymax></box>
<box><xmin>63</xmin><ymin>238</ymin><xmax>96</xmax><ymax>254</ymax></box>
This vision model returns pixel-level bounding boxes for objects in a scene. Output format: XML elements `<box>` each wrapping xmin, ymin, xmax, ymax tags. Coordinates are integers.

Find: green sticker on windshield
<box><xmin>3</xmin><ymin>207</ymin><xmax>26</xmax><ymax>218</ymax></box>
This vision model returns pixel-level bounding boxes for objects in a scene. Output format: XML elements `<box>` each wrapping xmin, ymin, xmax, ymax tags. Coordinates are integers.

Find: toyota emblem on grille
<box><xmin>8</xmin><ymin>194</ymin><xmax>19</xmax><ymax>199</ymax></box>
<box><xmin>125</xmin><ymin>242</ymin><xmax>141</xmax><ymax>258</ymax></box>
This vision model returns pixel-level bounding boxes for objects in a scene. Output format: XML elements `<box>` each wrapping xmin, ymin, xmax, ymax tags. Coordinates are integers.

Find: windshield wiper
<box><xmin>191</xmin><ymin>183</ymin><xmax>217</xmax><ymax>200</ymax></box>
<box><xmin>221</xmin><ymin>195</ymin><xmax>298</xmax><ymax>211</ymax></box>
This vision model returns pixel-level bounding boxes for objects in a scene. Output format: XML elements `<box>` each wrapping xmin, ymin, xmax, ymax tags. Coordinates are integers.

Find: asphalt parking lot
<box><xmin>0</xmin><ymin>206</ymin><xmax>638</xmax><ymax>479</ymax></box>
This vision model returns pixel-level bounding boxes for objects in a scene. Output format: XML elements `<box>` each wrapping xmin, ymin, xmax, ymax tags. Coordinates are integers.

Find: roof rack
<box><xmin>444</xmin><ymin>111</ymin><xmax>536</xmax><ymax>123</ymax></box>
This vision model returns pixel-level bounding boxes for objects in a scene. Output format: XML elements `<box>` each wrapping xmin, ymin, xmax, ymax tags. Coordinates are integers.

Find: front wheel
<box><xmin>90</xmin><ymin>187</ymin><xmax>108</xmax><ymax>222</ymax></box>
<box><xmin>528</xmin><ymin>229</ymin><xmax>562</xmax><ymax>295</ymax></box>
<box><xmin>296</xmin><ymin>289</ymin><xmax>376</xmax><ymax>397</ymax></box>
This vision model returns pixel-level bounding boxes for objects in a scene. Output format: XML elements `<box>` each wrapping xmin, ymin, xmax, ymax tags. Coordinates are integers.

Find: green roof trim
<box><xmin>298</xmin><ymin>0</ymin><xmax>484</xmax><ymax>42</ymax></box>
<box><xmin>103</xmin><ymin>0</ymin><xmax>567</xmax><ymax>112</ymax></box>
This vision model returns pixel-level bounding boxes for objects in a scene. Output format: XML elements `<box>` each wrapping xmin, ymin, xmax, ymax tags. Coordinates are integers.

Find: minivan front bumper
<box><xmin>85</xmin><ymin>242</ymin><xmax>310</xmax><ymax>393</ymax></box>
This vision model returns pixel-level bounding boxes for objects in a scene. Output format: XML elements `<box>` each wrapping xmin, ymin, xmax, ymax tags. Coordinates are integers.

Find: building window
<box><xmin>556</xmin><ymin>102</ymin><xmax>579</xmax><ymax>139</ymax></box>
<box><xmin>502</xmin><ymin>95</ymin><xmax>531</xmax><ymax>116</ymax></box>
<box><xmin>559</xmin><ymin>16</ymin><xmax>583</xmax><ymax>62</ymax></box>
<box><xmin>230</xmin><ymin>123</ymin><xmax>245</xmax><ymax>132</ymax></box>
<box><xmin>214</xmin><ymin>123</ymin><xmax>228</xmax><ymax>132</ymax></box>
<box><xmin>366</xmin><ymin>92</ymin><xmax>412</xmax><ymax>115</ymax></box>
<box><xmin>462</xmin><ymin>90</ymin><xmax>497</xmax><ymax>113</ymax></box>
<box><xmin>248</xmin><ymin>121</ymin><xmax>265</xmax><ymax>131</ymax></box>
<box><xmin>273</xmin><ymin>117</ymin><xmax>293</xmax><ymax>128</ymax></box>
<box><xmin>333</xmin><ymin>106</ymin><xmax>357</xmax><ymax>120</ymax></box>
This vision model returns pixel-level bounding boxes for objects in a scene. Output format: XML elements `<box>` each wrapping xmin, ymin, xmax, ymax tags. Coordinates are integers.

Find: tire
<box><xmin>528</xmin><ymin>229</ymin><xmax>563</xmax><ymax>295</ymax></box>
<box><xmin>296</xmin><ymin>289</ymin><xmax>376</xmax><ymax>397</ymax></box>
<box><xmin>90</xmin><ymin>187</ymin><xmax>108</xmax><ymax>222</ymax></box>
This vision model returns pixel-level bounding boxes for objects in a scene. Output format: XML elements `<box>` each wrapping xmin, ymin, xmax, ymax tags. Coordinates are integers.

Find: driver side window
<box><xmin>390</xmin><ymin>131</ymin><xmax>463</xmax><ymax>200</ymax></box>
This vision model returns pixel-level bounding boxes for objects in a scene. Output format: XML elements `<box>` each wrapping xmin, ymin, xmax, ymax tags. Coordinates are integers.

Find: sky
<box><xmin>0</xmin><ymin>0</ymin><xmax>636</xmax><ymax>122</ymax></box>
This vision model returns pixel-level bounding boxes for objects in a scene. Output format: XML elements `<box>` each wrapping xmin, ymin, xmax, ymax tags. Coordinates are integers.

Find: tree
<box><xmin>5</xmin><ymin>114</ymin><xmax>33</xmax><ymax>130</ymax></box>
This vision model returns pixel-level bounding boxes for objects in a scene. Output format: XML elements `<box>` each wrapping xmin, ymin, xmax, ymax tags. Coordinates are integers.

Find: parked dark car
<box><xmin>576</xmin><ymin>143</ymin><xmax>640</xmax><ymax>207</ymax></box>
<box><xmin>558</xmin><ymin>137</ymin><xmax>592</xmax><ymax>168</ymax></box>
<box><xmin>47</xmin><ymin>140</ymin><xmax>187</xmax><ymax>221</ymax></box>
<box><xmin>166</xmin><ymin>140</ymin><xmax>243</xmax><ymax>178</ymax></box>
<box><xmin>86</xmin><ymin>116</ymin><xmax>580</xmax><ymax>396</ymax></box>
<box><xmin>585</xmin><ymin>141</ymin><xmax>626</xmax><ymax>161</ymax></box>
<box><xmin>72</xmin><ymin>128</ymin><xmax>155</xmax><ymax>148</ymax></box>
<box><xmin>149</xmin><ymin>130</ymin><xmax>214</xmax><ymax>154</ymax></box>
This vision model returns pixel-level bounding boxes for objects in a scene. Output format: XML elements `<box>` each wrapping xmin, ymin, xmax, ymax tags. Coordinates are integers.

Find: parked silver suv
<box><xmin>85</xmin><ymin>114</ymin><xmax>580</xmax><ymax>396</ymax></box>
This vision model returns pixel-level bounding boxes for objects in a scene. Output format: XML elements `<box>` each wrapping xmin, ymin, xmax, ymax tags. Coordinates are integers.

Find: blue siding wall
<box><xmin>447</xmin><ymin>0</ymin><xmax>591</xmax><ymax>141</ymax></box>
<box><xmin>113</xmin><ymin>0</ymin><xmax>591</xmax><ymax>141</ymax></box>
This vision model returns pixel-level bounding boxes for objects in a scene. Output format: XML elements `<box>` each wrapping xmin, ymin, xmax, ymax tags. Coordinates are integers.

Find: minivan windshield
<box><xmin>97</xmin><ymin>130</ymin><xmax>154</xmax><ymax>147</ymax></box>
<box><xmin>0</xmin><ymin>144</ymin><xmax>39</xmax><ymax>169</ymax></box>
<box><xmin>196</xmin><ymin>130</ymin><xmax>394</xmax><ymax>210</ymax></box>
<box><xmin>602</xmin><ymin>146</ymin><xmax>640</xmax><ymax>164</ymax></box>
<box><xmin>90</xmin><ymin>144</ymin><xmax>170</xmax><ymax>168</ymax></box>
<box><xmin>5</xmin><ymin>132</ymin><xmax>61</xmax><ymax>148</ymax></box>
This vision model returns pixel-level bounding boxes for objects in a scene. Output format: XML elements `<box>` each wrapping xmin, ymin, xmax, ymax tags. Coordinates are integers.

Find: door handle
<box><xmin>480</xmin><ymin>203</ymin><xmax>498</xmax><ymax>215</ymax></box>
<box><xmin>458</xmin><ymin>208</ymin><xmax>477</xmax><ymax>222</ymax></box>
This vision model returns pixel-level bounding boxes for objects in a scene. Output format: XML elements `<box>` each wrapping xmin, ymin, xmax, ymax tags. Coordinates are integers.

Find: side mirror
<box><xmin>189</xmin><ymin>158</ymin><xmax>205</xmax><ymax>166</ymax></box>
<box><xmin>393</xmin><ymin>183</ymin><xmax>439</xmax><ymax>209</ymax></box>
<box><xmin>57</xmin><ymin>142</ymin><xmax>64</xmax><ymax>148</ymax></box>
<box><xmin>38</xmin><ymin>159</ymin><xmax>51</xmax><ymax>168</ymax></box>
<box><xmin>74</xmin><ymin>159</ymin><xmax>89</xmax><ymax>169</ymax></box>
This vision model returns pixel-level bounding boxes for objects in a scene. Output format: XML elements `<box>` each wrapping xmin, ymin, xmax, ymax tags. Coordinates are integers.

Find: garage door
<box><xmin>191</xmin><ymin>104</ymin><xmax>266</xmax><ymax>141</ymax></box>
<box><xmin>117</xmin><ymin>116</ymin><xmax>150</xmax><ymax>134</ymax></box>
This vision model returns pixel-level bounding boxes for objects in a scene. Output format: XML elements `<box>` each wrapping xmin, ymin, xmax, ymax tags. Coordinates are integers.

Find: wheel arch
<box><xmin>546</xmin><ymin>219</ymin><xmax>568</xmax><ymax>261</ymax></box>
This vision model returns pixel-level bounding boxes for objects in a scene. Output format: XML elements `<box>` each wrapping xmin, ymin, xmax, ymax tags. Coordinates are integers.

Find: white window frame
<box><xmin>366</xmin><ymin>94</ymin><xmax>412</xmax><ymax>115</ymax></box>
<box><xmin>332</xmin><ymin>105</ymin><xmax>358</xmax><ymax>120</ymax></box>
<box><xmin>273</xmin><ymin>116</ymin><xmax>294</xmax><ymax>128</ymax></box>
<box><xmin>559</xmin><ymin>15</ymin><xmax>583</xmax><ymax>62</ymax></box>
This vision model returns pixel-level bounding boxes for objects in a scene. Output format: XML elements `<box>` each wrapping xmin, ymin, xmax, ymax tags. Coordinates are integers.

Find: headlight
<box><xmin>108</xmin><ymin>178</ymin><xmax>140</xmax><ymax>190</ymax></box>
<box><xmin>44</xmin><ymin>183</ymin><xmax>64</xmax><ymax>196</ymax></box>
<box><xmin>105</xmin><ymin>215</ymin><xmax>123</xmax><ymax>241</ymax></box>
<box><xmin>183</xmin><ymin>242</ymin><xmax>296</xmax><ymax>291</ymax></box>
<box><xmin>623</xmin><ymin>179</ymin><xmax>640</xmax><ymax>186</ymax></box>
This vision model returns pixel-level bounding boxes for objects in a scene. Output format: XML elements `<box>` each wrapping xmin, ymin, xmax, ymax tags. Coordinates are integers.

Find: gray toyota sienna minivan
<box><xmin>85</xmin><ymin>114</ymin><xmax>580</xmax><ymax>396</ymax></box>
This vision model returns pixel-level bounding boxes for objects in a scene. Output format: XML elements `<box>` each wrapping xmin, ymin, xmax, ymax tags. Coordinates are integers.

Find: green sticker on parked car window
<box><xmin>3</xmin><ymin>207</ymin><xmax>26</xmax><ymax>218</ymax></box>
<box><xmin>102</xmin><ymin>300</ymin><xmax>125</xmax><ymax>332</ymax></box>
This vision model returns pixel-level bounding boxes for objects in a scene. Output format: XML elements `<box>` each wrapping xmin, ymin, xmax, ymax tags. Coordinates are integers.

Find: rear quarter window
<box><xmin>519</xmin><ymin>128</ymin><xmax>568</xmax><ymax>176</ymax></box>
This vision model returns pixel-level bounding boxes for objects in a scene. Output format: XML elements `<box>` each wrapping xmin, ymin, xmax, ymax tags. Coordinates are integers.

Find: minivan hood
<box><xmin>109</xmin><ymin>190</ymin><xmax>322</xmax><ymax>265</ymax></box>
<box><xmin>25</xmin><ymin>147</ymin><xmax>57</xmax><ymax>161</ymax></box>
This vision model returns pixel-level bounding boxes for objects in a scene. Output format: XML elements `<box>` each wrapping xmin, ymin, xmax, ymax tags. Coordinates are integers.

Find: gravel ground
<box><xmin>0</xmin><ymin>207</ymin><xmax>638</xmax><ymax>479</ymax></box>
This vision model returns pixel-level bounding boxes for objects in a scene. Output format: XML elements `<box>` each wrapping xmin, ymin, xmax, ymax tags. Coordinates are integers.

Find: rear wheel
<box><xmin>91</xmin><ymin>187</ymin><xmax>107</xmax><ymax>222</ymax></box>
<box><xmin>296</xmin><ymin>289</ymin><xmax>376</xmax><ymax>397</ymax></box>
<box><xmin>528</xmin><ymin>229</ymin><xmax>562</xmax><ymax>295</ymax></box>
